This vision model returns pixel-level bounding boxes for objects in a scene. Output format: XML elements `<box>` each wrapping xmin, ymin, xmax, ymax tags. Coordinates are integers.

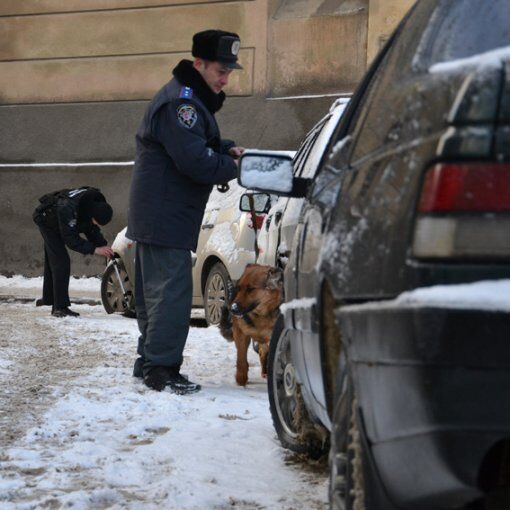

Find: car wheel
<box><xmin>329</xmin><ymin>349</ymin><xmax>366</xmax><ymax>510</ymax></box>
<box><xmin>101</xmin><ymin>262</ymin><xmax>135</xmax><ymax>316</ymax></box>
<box><xmin>268</xmin><ymin>315</ymin><xmax>328</xmax><ymax>459</ymax></box>
<box><xmin>204</xmin><ymin>262</ymin><xmax>232</xmax><ymax>326</ymax></box>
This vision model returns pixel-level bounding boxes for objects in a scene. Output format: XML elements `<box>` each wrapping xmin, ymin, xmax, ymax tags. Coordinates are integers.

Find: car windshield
<box><xmin>416</xmin><ymin>0</ymin><xmax>510</xmax><ymax>68</ymax></box>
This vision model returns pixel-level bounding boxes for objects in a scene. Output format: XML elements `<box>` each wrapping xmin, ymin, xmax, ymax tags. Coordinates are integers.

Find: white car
<box><xmin>256</xmin><ymin>98</ymin><xmax>350</xmax><ymax>268</ymax></box>
<box><xmin>101</xmin><ymin>168</ymin><xmax>292</xmax><ymax>325</ymax></box>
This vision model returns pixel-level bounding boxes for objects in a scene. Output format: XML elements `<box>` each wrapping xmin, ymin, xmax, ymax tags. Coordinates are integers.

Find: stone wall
<box><xmin>0</xmin><ymin>0</ymin><xmax>414</xmax><ymax>276</ymax></box>
<box><xmin>0</xmin><ymin>95</ymin><xmax>338</xmax><ymax>276</ymax></box>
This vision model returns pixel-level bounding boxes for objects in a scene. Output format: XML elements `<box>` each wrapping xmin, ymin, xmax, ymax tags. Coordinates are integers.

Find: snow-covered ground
<box><xmin>0</xmin><ymin>275</ymin><xmax>101</xmax><ymax>292</ymax></box>
<box><xmin>0</xmin><ymin>297</ymin><xmax>327</xmax><ymax>509</ymax></box>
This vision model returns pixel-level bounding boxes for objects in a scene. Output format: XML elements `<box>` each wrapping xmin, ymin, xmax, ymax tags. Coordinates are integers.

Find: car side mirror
<box><xmin>239</xmin><ymin>192</ymin><xmax>271</xmax><ymax>214</ymax></box>
<box><xmin>238</xmin><ymin>151</ymin><xmax>310</xmax><ymax>198</ymax></box>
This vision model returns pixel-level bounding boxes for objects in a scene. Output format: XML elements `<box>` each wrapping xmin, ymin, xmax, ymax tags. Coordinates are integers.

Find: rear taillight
<box><xmin>412</xmin><ymin>163</ymin><xmax>510</xmax><ymax>259</ymax></box>
<box><xmin>419</xmin><ymin>163</ymin><xmax>510</xmax><ymax>213</ymax></box>
<box><xmin>249</xmin><ymin>214</ymin><xmax>265</xmax><ymax>230</ymax></box>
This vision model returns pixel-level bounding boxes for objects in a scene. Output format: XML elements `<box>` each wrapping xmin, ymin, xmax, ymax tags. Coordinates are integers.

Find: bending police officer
<box><xmin>33</xmin><ymin>186</ymin><xmax>114</xmax><ymax>317</ymax></box>
<box><xmin>127</xmin><ymin>30</ymin><xmax>244</xmax><ymax>393</ymax></box>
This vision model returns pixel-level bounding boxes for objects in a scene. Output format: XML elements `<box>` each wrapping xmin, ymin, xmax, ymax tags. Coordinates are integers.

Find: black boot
<box><xmin>166</xmin><ymin>369</ymin><xmax>201</xmax><ymax>395</ymax></box>
<box><xmin>35</xmin><ymin>298</ymin><xmax>48</xmax><ymax>307</ymax></box>
<box><xmin>144</xmin><ymin>366</ymin><xmax>201</xmax><ymax>394</ymax></box>
<box><xmin>52</xmin><ymin>307</ymin><xmax>80</xmax><ymax>318</ymax></box>
<box><xmin>143</xmin><ymin>367</ymin><xmax>170</xmax><ymax>392</ymax></box>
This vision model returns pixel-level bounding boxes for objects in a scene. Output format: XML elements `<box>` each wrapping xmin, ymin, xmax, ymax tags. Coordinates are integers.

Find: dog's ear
<box><xmin>266</xmin><ymin>267</ymin><xmax>283</xmax><ymax>289</ymax></box>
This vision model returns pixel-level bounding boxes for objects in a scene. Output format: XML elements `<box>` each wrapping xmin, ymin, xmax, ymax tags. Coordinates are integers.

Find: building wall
<box><xmin>0</xmin><ymin>0</ymin><xmax>413</xmax><ymax>276</ymax></box>
<box><xmin>0</xmin><ymin>0</ymin><xmax>266</xmax><ymax>104</ymax></box>
<box><xmin>268</xmin><ymin>0</ymin><xmax>368</xmax><ymax>97</ymax></box>
<box><xmin>367</xmin><ymin>0</ymin><xmax>415</xmax><ymax>64</ymax></box>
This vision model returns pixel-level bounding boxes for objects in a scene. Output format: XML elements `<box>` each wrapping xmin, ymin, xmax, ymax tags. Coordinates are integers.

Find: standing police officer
<box><xmin>127</xmin><ymin>30</ymin><xmax>244</xmax><ymax>393</ymax></box>
<box><xmin>33</xmin><ymin>186</ymin><xmax>114</xmax><ymax>317</ymax></box>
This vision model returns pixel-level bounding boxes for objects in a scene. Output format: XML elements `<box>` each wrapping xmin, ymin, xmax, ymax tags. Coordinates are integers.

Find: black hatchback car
<box><xmin>239</xmin><ymin>1</ymin><xmax>510</xmax><ymax>509</ymax></box>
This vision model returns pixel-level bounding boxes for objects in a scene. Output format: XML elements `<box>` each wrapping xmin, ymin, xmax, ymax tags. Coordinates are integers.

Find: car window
<box><xmin>292</xmin><ymin>116</ymin><xmax>329</xmax><ymax>177</ymax></box>
<box><xmin>292</xmin><ymin>138</ymin><xmax>309</xmax><ymax>176</ymax></box>
<box><xmin>300</xmin><ymin>103</ymin><xmax>349</xmax><ymax>179</ymax></box>
<box><xmin>325</xmin><ymin>5</ymin><xmax>420</xmax><ymax>167</ymax></box>
<box><xmin>415</xmin><ymin>0</ymin><xmax>510</xmax><ymax>70</ymax></box>
<box><xmin>343</xmin><ymin>1</ymin><xmax>436</xmax><ymax>164</ymax></box>
<box><xmin>298</xmin><ymin>115</ymin><xmax>331</xmax><ymax>178</ymax></box>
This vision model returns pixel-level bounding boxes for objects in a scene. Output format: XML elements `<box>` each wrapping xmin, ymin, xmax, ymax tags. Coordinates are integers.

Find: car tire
<box><xmin>204</xmin><ymin>262</ymin><xmax>232</xmax><ymax>326</ymax></box>
<box><xmin>101</xmin><ymin>262</ymin><xmax>135</xmax><ymax>316</ymax></box>
<box><xmin>329</xmin><ymin>349</ymin><xmax>366</xmax><ymax>510</ymax></box>
<box><xmin>268</xmin><ymin>315</ymin><xmax>328</xmax><ymax>459</ymax></box>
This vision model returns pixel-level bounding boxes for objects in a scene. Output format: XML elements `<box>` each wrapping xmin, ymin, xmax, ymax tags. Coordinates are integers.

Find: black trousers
<box><xmin>135</xmin><ymin>243</ymin><xmax>192</xmax><ymax>373</ymax></box>
<box><xmin>37</xmin><ymin>224</ymin><xmax>71</xmax><ymax>309</ymax></box>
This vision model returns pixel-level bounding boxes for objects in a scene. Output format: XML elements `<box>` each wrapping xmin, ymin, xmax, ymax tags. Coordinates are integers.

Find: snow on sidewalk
<box><xmin>0</xmin><ymin>275</ymin><xmax>102</xmax><ymax>303</ymax></box>
<box><xmin>0</xmin><ymin>303</ymin><xmax>327</xmax><ymax>509</ymax></box>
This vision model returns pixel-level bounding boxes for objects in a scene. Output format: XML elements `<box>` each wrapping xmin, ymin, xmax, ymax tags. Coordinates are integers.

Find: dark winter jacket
<box><xmin>33</xmin><ymin>187</ymin><xmax>108</xmax><ymax>255</ymax></box>
<box><xmin>126</xmin><ymin>59</ymin><xmax>238</xmax><ymax>251</ymax></box>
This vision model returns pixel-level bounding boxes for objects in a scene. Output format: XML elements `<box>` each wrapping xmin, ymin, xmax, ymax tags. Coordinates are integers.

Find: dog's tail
<box><xmin>219</xmin><ymin>305</ymin><xmax>234</xmax><ymax>341</ymax></box>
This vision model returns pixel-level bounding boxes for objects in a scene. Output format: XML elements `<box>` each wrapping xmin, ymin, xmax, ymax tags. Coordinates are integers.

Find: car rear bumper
<box><xmin>337</xmin><ymin>304</ymin><xmax>510</xmax><ymax>509</ymax></box>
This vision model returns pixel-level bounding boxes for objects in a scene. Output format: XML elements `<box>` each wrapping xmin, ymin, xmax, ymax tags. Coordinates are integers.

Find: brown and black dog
<box><xmin>220</xmin><ymin>264</ymin><xmax>283</xmax><ymax>386</ymax></box>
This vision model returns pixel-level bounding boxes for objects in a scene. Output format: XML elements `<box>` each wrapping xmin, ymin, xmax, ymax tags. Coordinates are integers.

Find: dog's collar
<box><xmin>241</xmin><ymin>313</ymin><xmax>255</xmax><ymax>327</ymax></box>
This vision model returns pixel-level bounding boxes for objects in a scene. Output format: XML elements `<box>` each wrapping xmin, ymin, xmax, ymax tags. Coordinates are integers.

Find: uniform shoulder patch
<box><xmin>177</xmin><ymin>103</ymin><xmax>198</xmax><ymax>129</ymax></box>
<box><xmin>179</xmin><ymin>86</ymin><xmax>193</xmax><ymax>99</ymax></box>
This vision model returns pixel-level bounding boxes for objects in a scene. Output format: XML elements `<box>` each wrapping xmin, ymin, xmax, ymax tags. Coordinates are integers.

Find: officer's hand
<box><xmin>228</xmin><ymin>146</ymin><xmax>245</xmax><ymax>160</ymax></box>
<box><xmin>95</xmin><ymin>246</ymin><xmax>114</xmax><ymax>259</ymax></box>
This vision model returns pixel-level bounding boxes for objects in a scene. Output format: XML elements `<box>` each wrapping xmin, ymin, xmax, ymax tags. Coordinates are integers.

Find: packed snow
<box><xmin>329</xmin><ymin>135</ymin><xmax>351</xmax><ymax>159</ymax></box>
<box><xmin>280</xmin><ymin>298</ymin><xmax>317</xmax><ymax>313</ymax></box>
<box><xmin>0</xmin><ymin>274</ymin><xmax>101</xmax><ymax>293</ymax></box>
<box><xmin>0</xmin><ymin>292</ymin><xmax>327</xmax><ymax>509</ymax></box>
<box><xmin>430</xmin><ymin>45</ymin><xmax>510</xmax><ymax>74</ymax></box>
<box><xmin>342</xmin><ymin>279</ymin><xmax>510</xmax><ymax>313</ymax></box>
<box><xmin>204</xmin><ymin>222</ymin><xmax>245</xmax><ymax>264</ymax></box>
<box><xmin>397</xmin><ymin>279</ymin><xmax>510</xmax><ymax>311</ymax></box>
<box><xmin>240</xmin><ymin>152</ymin><xmax>294</xmax><ymax>194</ymax></box>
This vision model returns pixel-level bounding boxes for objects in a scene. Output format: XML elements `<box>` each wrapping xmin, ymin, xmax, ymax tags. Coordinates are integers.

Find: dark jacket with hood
<box><xmin>126</xmin><ymin>59</ymin><xmax>238</xmax><ymax>251</ymax></box>
<box><xmin>33</xmin><ymin>187</ymin><xmax>108</xmax><ymax>255</ymax></box>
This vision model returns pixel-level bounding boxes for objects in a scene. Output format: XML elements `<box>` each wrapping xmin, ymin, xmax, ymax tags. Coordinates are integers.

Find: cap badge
<box><xmin>231</xmin><ymin>40</ymin><xmax>240</xmax><ymax>56</ymax></box>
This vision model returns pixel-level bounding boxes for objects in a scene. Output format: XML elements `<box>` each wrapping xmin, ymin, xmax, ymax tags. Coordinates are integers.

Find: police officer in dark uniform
<box><xmin>33</xmin><ymin>187</ymin><xmax>114</xmax><ymax>317</ymax></box>
<box><xmin>127</xmin><ymin>30</ymin><xmax>244</xmax><ymax>393</ymax></box>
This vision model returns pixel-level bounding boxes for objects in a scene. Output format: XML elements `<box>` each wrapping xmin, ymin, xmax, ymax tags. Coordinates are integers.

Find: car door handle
<box><xmin>201</xmin><ymin>224</ymin><xmax>214</xmax><ymax>230</ymax></box>
<box><xmin>274</xmin><ymin>212</ymin><xmax>283</xmax><ymax>225</ymax></box>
